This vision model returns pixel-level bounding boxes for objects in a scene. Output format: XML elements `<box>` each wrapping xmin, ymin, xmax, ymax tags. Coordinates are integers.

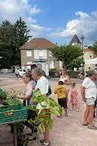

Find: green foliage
<box><xmin>0</xmin><ymin>18</ymin><xmax>31</xmax><ymax>68</ymax></box>
<box><xmin>0</xmin><ymin>88</ymin><xmax>22</xmax><ymax>106</ymax></box>
<box><xmin>51</xmin><ymin>45</ymin><xmax>82</xmax><ymax>68</ymax></box>
<box><xmin>11</xmin><ymin>17</ymin><xmax>31</xmax><ymax>65</ymax></box>
<box><xmin>0</xmin><ymin>20</ymin><xmax>13</xmax><ymax>68</ymax></box>
<box><xmin>88</xmin><ymin>42</ymin><xmax>97</xmax><ymax>54</ymax></box>
<box><xmin>28</xmin><ymin>90</ymin><xmax>63</xmax><ymax>132</ymax></box>
<box><xmin>68</xmin><ymin>57</ymin><xmax>84</xmax><ymax>69</ymax></box>
<box><xmin>49</xmin><ymin>68</ymin><xmax>59</xmax><ymax>77</ymax></box>
<box><xmin>4</xmin><ymin>98</ymin><xmax>22</xmax><ymax>106</ymax></box>
<box><xmin>0</xmin><ymin>88</ymin><xmax>7</xmax><ymax>100</ymax></box>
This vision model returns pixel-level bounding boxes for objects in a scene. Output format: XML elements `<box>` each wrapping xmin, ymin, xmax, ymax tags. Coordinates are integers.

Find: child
<box><xmin>71</xmin><ymin>83</ymin><xmax>79</xmax><ymax>111</ymax></box>
<box><xmin>54</xmin><ymin>81</ymin><xmax>68</xmax><ymax>117</ymax></box>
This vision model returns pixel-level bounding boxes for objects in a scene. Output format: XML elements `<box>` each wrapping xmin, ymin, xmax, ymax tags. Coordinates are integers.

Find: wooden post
<box><xmin>13</xmin><ymin>123</ymin><xmax>17</xmax><ymax>146</ymax></box>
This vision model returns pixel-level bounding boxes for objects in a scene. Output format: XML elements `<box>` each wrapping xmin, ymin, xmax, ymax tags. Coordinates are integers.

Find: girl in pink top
<box><xmin>71</xmin><ymin>83</ymin><xmax>79</xmax><ymax>111</ymax></box>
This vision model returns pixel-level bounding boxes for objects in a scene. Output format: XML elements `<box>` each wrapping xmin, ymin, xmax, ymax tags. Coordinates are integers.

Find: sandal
<box><xmin>82</xmin><ymin>122</ymin><xmax>88</xmax><ymax>126</ymax></box>
<box><xmin>40</xmin><ymin>139</ymin><xmax>44</xmax><ymax>143</ymax></box>
<box><xmin>41</xmin><ymin>142</ymin><xmax>51</xmax><ymax>146</ymax></box>
<box><xmin>88</xmin><ymin>125</ymin><xmax>97</xmax><ymax>130</ymax></box>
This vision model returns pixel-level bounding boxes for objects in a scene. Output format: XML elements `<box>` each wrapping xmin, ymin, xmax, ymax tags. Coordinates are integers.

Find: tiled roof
<box><xmin>83</xmin><ymin>48</ymin><xmax>94</xmax><ymax>52</ymax></box>
<box><xmin>20</xmin><ymin>38</ymin><xmax>56</xmax><ymax>50</ymax></box>
<box><xmin>69</xmin><ymin>34</ymin><xmax>81</xmax><ymax>45</ymax></box>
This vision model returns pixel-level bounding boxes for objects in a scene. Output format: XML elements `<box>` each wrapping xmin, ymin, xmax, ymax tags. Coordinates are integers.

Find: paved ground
<box><xmin>0</xmin><ymin>74</ymin><xmax>97</xmax><ymax>146</ymax></box>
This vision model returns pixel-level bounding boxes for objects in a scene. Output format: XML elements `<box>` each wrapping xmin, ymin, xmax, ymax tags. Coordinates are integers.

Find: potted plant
<box><xmin>28</xmin><ymin>89</ymin><xmax>63</xmax><ymax>132</ymax></box>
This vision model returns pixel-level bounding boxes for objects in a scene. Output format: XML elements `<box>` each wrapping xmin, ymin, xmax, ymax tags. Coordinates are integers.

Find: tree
<box><xmin>68</xmin><ymin>57</ymin><xmax>84</xmax><ymax>69</ymax></box>
<box><xmin>88</xmin><ymin>41</ymin><xmax>97</xmax><ymax>54</ymax></box>
<box><xmin>0</xmin><ymin>20</ymin><xmax>13</xmax><ymax>68</ymax></box>
<box><xmin>11</xmin><ymin>17</ymin><xmax>31</xmax><ymax>65</ymax></box>
<box><xmin>0</xmin><ymin>18</ymin><xmax>31</xmax><ymax>68</ymax></box>
<box><xmin>51</xmin><ymin>45</ymin><xmax>82</xmax><ymax>69</ymax></box>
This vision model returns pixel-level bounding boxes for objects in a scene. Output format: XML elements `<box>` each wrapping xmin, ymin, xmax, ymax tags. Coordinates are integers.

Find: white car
<box><xmin>15</xmin><ymin>69</ymin><xmax>28</xmax><ymax>77</ymax></box>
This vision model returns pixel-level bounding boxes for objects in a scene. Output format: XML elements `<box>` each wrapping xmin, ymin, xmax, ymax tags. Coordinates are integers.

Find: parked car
<box><xmin>15</xmin><ymin>68</ymin><xmax>28</xmax><ymax>77</ymax></box>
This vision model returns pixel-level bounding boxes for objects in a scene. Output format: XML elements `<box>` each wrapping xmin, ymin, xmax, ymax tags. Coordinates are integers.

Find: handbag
<box><xmin>47</xmin><ymin>86</ymin><xmax>52</xmax><ymax>95</ymax></box>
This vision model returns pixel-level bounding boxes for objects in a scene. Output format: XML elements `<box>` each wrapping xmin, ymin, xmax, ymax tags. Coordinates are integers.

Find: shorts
<box><xmin>58</xmin><ymin>98</ymin><xmax>67</xmax><ymax>108</ymax></box>
<box><xmin>86</xmin><ymin>97</ymin><xmax>96</xmax><ymax>106</ymax></box>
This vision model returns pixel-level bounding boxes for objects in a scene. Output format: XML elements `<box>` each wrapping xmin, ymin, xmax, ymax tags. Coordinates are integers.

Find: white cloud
<box><xmin>75</xmin><ymin>11</ymin><xmax>89</xmax><ymax>19</ymax></box>
<box><xmin>1</xmin><ymin>1</ymin><xmax>97</xmax><ymax>44</ymax></box>
<box><xmin>29</xmin><ymin>24</ymin><xmax>44</xmax><ymax>37</ymax></box>
<box><xmin>0</xmin><ymin>0</ymin><xmax>41</xmax><ymax>21</ymax></box>
<box><xmin>31</xmin><ymin>24</ymin><xmax>44</xmax><ymax>31</ymax></box>
<box><xmin>30</xmin><ymin>5</ymin><xmax>41</xmax><ymax>15</ymax></box>
<box><xmin>29</xmin><ymin>24</ymin><xmax>53</xmax><ymax>38</ymax></box>
<box><xmin>25</xmin><ymin>17</ymin><xmax>37</xmax><ymax>24</ymax></box>
<box><xmin>51</xmin><ymin>11</ymin><xmax>97</xmax><ymax>43</ymax></box>
<box><xmin>0</xmin><ymin>0</ymin><xmax>45</xmax><ymax>37</ymax></box>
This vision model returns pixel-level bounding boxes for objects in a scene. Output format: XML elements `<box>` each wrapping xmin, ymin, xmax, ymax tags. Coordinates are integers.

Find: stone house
<box><xmin>20</xmin><ymin>38</ymin><xmax>60</xmax><ymax>75</ymax></box>
<box><xmin>84</xmin><ymin>47</ymin><xmax>96</xmax><ymax>72</ymax></box>
<box><xmin>69</xmin><ymin>34</ymin><xmax>97</xmax><ymax>72</ymax></box>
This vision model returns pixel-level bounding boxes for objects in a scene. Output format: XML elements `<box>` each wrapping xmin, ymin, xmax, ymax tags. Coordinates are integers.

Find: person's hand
<box><xmin>16</xmin><ymin>94</ymin><xmax>23</xmax><ymax>99</ymax></box>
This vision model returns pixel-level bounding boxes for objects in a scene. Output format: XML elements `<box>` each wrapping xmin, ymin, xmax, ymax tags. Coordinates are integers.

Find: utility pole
<box><xmin>81</xmin><ymin>35</ymin><xmax>85</xmax><ymax>72</ymax></box>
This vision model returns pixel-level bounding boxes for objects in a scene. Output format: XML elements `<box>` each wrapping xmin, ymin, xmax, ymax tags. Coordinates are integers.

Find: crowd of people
<box><xmin>16</xmin><ymin>66</ymin><xmax>97</xmax><ymax>146</ymax></box>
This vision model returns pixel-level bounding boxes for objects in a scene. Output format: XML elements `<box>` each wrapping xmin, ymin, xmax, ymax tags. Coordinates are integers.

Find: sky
<box><xmin>0</xmin><ymin>0</ymin><xmax>97</xmax><ymax>45</ymax></box>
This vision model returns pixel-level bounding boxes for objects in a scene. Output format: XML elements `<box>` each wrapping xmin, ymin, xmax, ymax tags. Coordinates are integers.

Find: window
<box><xmin>27</xmin><ymin>62</ymin><xmax>32</xmax><ymax>65</ymax></box>
<box><xmin>49</xmin><ymin>51</ymin><xmax>52</xmax><ymax>57</ymax></box>
<box><xmin>88</xmin><ymin>67</ymin><xmax>91</xmax><ymax>70</ymax></box>
<box><xmin>26</xmin><ymin>51</ymin><xmax>32</xmax><ymax>57</ymax></box>
<box><xmin>34</xmin><ymin>50</ymin><xmax>47</xmax><ymax>59</ymax></box>
<box><xmin>95</xmin><ymin>64</ymin><xmax>97</xmax><ymax>67</ymax></box>
<box><xmin>50</xmin><ymin>61</ymin><xmax>54</xmax><ymax>68</ymax></box>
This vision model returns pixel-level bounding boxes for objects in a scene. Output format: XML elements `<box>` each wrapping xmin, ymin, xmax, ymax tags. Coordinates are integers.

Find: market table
<box><xmin>0</xmin><ymin>105</ymin><xmax>28</xmax><ymax>146</ymax></box>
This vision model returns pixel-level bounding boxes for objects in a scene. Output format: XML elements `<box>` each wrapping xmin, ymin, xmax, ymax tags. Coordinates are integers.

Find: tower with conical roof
<box><xmin>69</xmin><ymin>34</ymin><xmax>81</xmax><ymax>46</ymax></box>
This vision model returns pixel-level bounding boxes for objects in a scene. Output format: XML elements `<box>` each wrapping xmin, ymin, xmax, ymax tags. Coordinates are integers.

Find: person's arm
<box><xmin>81</xmin><ymin>86</ymin><xmax>86</xmax><ymax>102</ymax></box>
<box><xmin>75</xmin><ymin>89</ymin><xmax>78</xmax><ymax>96</ymax></box>
<box><xmin>54</xmin><ymin>87</ymin><xmax>57</xmax><ymax>94</ymax></box>
<box><xmin>17</xmin><ymin>94</ymin><xmax>30</xmax><ymax>99</ymax></box>
<box><xmin>65</xmin><ymin>88</ymin><xmax>68</xmax><ymax>97</ymax></box>
<box><xmin>81</xmin><ymin>78</ymin><xmax>88</xmax><ymax>102</ymax></box>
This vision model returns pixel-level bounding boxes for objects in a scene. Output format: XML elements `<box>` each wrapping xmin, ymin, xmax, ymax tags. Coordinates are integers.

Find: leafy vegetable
<box><xmin>28</xmin><ymin>89</ymin><xmax>63</xmax><ymax>132</ymax></box>
<box><xmin>0</xmin><ymin>88</ymin><xmax>23</xmax><ymax>106</ymax></box>
<box><xmin>4</xmin><ymin>98</ymin><xmax>22</xmax><ymax>106</ymax></box>
<box><xmin>0</xmin><ymin>88</ymin><xmax>7</xmax><ymax>100</ymax></box>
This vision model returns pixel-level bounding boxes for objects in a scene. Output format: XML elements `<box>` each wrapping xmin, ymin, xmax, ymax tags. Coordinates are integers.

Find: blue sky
<box><xmin>0</xmin><ymin>0</ymin><xmax>97</xmax><ymax>45</ymax></box>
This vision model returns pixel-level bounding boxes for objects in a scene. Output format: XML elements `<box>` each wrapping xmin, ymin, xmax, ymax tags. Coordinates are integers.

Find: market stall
<box><xmin>0</xmin><ymin>88</ymin><xmax>28</xmax><ymax>146</ymax></box>
<box><xmin>0</xmin><ymin>88</ymin><xmax>63</xmax><ymax>146</ymax></box>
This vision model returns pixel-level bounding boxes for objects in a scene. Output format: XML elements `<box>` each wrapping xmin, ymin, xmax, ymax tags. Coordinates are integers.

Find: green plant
<box><xmin>0</xmin><ymin>88</ymin><xmax>23</xmax><ymax>106</ymax></box>
<box><xmin>28</xmin><ymin>90</ymin><xmax>63</xmax><ymax>132</ymax></box>
<box><xmin>0</xmin><ymin>88</ymin><xmax>7</xmax><ymax>100</ymax></box>
<box><xmin>51</xmin><ymin>45</ymin><xmax>82</xmax><ymax>68</ymax></box>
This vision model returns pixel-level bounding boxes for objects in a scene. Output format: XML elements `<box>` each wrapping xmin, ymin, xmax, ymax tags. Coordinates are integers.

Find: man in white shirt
<box><xmin>31</xmin><ymin>67</ymin><xmax>50</xmax><ymax>146</ymax></box>
<box><xmin>35</xmin><ymin>76</ymin><xmax>49</xmax><ymax>95</ymax></box>
<box><xmin>81</xmin><ymin>70</ymin><xmax>97</xmax><ymax>129</ymax></box>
